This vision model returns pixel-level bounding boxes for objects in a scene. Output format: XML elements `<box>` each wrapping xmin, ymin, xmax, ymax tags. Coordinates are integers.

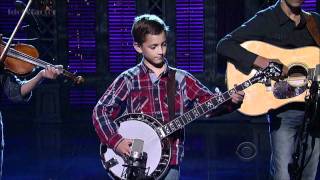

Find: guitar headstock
<box><xmin>251</xmin><ymin>62</ymin><xmax>283</xmax><ymax>84</ymax></box>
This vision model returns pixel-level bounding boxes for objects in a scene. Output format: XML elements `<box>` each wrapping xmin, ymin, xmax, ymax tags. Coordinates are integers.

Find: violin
<box><xmin>0</xmin><ymin>37</ymin><xmax>84</xmax><ymax>84</ymax></box>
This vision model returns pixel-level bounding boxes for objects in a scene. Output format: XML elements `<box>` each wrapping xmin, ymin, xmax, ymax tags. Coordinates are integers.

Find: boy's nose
<box><xmin>158</xmin><ymin>47</ymin><xmax>164</xmax><ymax>55</ymax></box>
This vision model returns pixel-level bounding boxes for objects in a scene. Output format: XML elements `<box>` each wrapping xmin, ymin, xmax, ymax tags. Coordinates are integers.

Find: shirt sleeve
<box><xmin>92</xmin><ymin>74</ymin><xmax>130</xmax><ymax>150</ymax></box>
<box><xmin>216</xmin><ymin>11</ymin><xmax>269</xmax><ymax>73</ymax></box>
<box><xmin>1</xmin><ymin>73</ymin><xmax>31</xmax><ymax>102</ymax></box>
<box><xmin>184</xmin><ymin>72</ymin><xmax>238</xmax><ymax>117</ymax></box>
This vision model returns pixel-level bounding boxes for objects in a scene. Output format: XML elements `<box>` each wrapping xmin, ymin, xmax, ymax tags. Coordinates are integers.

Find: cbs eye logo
<box><xmin>236</xmin><ymin>141</ymin><xmax>257</xmax><ymax>161</ymax></box>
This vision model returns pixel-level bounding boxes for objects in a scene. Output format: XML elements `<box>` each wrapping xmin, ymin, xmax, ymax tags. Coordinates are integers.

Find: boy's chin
<box><xmin>152</xmin><ymin>61</ymin><xmax>165</xmax><ymax>68</ymax></box>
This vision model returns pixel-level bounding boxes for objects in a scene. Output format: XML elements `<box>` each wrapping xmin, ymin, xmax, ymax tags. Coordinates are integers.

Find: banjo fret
<box><xmin>196</xmin><ymin>106</ymin><xmax>204</xmax><ymax>115</ymax></box>
<box><xmin>168</xmin><ymin>122</ymin><xmax>176</xmax><ymax>132</ymax></box>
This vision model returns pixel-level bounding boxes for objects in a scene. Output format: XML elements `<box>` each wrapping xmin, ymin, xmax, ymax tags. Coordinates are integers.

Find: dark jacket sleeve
<box><xmin>216</xmin><ymin>11</ymin><xmax>270</xmax><ymax>73</ymax></box>
<box><xmin>0</xmin><ymin>72</ymin><xmax>31</xmax><ymax>102</ymax></box>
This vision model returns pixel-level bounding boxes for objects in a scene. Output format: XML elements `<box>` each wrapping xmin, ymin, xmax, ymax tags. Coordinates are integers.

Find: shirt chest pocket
<box><xmin>129</xmin><ymin>86</ymin><xmax>150</xmax><ymax>113</ymax></box>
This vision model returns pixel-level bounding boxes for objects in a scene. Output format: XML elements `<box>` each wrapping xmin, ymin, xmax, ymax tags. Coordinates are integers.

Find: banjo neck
<box><xmin>157</xmin><ymin>78</ymin><xmax>255</xmax><ymax>139</ymax></box>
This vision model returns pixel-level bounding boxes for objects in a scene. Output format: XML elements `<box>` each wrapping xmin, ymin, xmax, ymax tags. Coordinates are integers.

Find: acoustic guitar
<box><xmin>226</xmin><ymin>40</ymin><xmax>320</xmax><ymax>116</ymax></box>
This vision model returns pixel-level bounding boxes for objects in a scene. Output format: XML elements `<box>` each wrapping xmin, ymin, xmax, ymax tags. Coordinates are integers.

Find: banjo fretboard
<box><xmin>157</xmin><ymin>79</ymin><xmax>254</xmax><ymax>139</ymax></box>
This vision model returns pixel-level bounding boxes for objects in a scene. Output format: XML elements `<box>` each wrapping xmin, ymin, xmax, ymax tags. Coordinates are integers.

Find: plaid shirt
<box><xmin>92</xmin><ymin>61</ymin><xmax>236</xmax><ymax>165</ymax></box>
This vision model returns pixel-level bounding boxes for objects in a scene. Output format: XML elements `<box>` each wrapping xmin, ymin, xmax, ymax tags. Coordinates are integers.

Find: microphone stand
<box><xmin>289</xmin><ymin>76</ymin><xmax>320</xmax><ymax>180</ymax></box>
<box><xmin>0</xmin><ymin>0</ymin><xmax>33</xmax><ymax>63</ymax></box>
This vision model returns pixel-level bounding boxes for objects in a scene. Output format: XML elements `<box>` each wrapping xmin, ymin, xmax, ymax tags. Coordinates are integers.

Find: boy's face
<box><xmin>134</xmin><ymin>31</ymin><xmax>167</xmax><ymax>67</ymax></box>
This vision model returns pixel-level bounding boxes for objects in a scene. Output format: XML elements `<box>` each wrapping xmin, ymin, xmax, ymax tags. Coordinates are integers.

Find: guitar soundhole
<box><xmin>287</xmin><ymin>65</ymin><xmax>308</xmax><ymax>87</ymax></box>
<box><xmin>288</xmin><ymin>65</ymin><xmax>308</xmax><ymax>77</ymax></box>
<box><xmin>273</xmin><ymin>64</ymin><xmax>308</xmax><ymax>99</ymax></box>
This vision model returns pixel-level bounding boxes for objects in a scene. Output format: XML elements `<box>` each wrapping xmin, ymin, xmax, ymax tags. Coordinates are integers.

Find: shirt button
<box><xmin>155</xmin><ymin>97</ymin><xmax>159</xmax><ymax>101</ymax></box>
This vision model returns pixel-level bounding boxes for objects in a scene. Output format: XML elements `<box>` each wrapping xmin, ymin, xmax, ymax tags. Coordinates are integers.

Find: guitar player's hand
<box><xmin>115</xmin><ymin>138</ymin><xmax>133</xmax><ymax>157</ymax></box>
<box><xmin>253</xmin><ymin>56</ymin><xmax>288</xmax><ymax>79</ymax></box>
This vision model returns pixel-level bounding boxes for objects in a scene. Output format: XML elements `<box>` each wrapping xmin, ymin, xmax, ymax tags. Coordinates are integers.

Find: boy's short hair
<box><xmin>131</xmin><ymin>14</ymin><xmax>169</xmax><ymax>45</ymax></box>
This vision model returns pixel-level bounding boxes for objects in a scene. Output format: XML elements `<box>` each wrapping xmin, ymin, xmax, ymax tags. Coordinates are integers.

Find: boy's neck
<box><xmin>143</xmin><ymin>59</ymin><xmax>166</xmax><ymax>77</ymax></box>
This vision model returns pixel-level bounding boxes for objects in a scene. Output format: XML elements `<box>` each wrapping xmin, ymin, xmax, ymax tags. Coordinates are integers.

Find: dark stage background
<box><xmin>0</xmin><ymin>0</ymin><xmax>319</xmax><ymax>179</ymax></box>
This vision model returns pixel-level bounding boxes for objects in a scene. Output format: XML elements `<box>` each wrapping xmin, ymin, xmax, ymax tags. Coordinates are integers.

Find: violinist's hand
<box><xmin>40</xmin><ymin>65</ymin><xmax>63</xmax><ymax>79</ymax></box>
<box><xmin>230</xmin><ymin>88</ymin><xmax>245</xmax><ymax>104</ymax></box>
<box><xmin>115</xmin><ymin>139</ymin><xmax>133</xmax><ymax>157</ymax></box>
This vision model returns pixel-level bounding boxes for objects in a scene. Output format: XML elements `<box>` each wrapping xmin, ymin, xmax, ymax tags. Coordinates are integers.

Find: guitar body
<box><xmin>100</xmin><ymin>113</ymin><xmax>171</xmax><ymax>179</ymax></box>
<box><xmin>227</xmin><ymin>40</ymin><xmax>320</xmax><ymax>116</ymax></box>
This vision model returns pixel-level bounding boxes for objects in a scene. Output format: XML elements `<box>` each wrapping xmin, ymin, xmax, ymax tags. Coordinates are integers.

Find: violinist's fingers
<box><xmin>55</xmin><ymin>65</ymin><xmax>63</xmax><ymax>68</ymax></box>
<box><xmin>50</xmin><ymin>65</ymin><xmax>62</xmax><ymax>75</ymax></box>
<box><xmin>54</xmin><ymin>65</ymin><xmax>63</xmax><ymax>74</ymax></box>
<box><xmin>43</xmin><ymin>66</ymin><xmax>60</xmax><ymax>79</ymax></box>
<box><xmin>54</xmin><ymin>65</ymin><xmax>63</xmax><ymax>70</ymax></box>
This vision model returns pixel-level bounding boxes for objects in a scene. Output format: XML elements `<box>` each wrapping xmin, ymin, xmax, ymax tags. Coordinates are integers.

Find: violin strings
<box><xmin>0</xmin><ymin>44</ymin><xmax>77</xmax><ymax>79</ymax></box>
<box><xmin>1</xmin><ymin>44</ymin><xmax>51</xmax><ymax>68</ymax></box>
<box><xmin>10</xmin><ymin>47</ymin><xmax>77</xmax><ymax>78</ymax></box>
<box><xmin>10</xmin><ymin>49</ymin><xmax>49</xmax><ymax>67</ymax></box>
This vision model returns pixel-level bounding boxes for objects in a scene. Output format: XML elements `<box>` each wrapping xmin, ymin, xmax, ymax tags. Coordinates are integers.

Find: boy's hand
<box><xmin>115</xmin><ymin>139</ymin><xmax>133</xmax><ymax>157</ymax></box>
<box><xmin>230</xmin><ymin>89</ymin><xmax>245</xmax><ymax>104</ymax></box>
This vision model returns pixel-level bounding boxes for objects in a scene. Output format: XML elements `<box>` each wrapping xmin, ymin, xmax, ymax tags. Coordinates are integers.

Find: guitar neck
<box><xmin>157</xmin><ymin>78</ymin><xmax>255</xmax><ymax>139</ymax></box>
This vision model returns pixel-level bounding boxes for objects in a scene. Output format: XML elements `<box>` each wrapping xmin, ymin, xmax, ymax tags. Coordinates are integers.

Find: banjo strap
<box><xmin>167</xmin><ymin>69</ymin><xmax>176</xmax><ymax>121</ymax></box>
<box><xmin>304</xmin><ymin>12</ymin><xmax>320</xmax><ymax>47</ymax></box>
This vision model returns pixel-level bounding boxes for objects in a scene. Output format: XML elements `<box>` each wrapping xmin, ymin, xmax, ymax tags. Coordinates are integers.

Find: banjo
<box><xmin>100</xmin><ymin>62</ymin><xmax>282</xmax><ymax>179</ymax></box>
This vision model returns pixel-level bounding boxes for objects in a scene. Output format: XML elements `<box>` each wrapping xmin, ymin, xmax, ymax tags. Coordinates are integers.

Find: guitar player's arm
<box><xmin>92</xmin><ymin>73</ymin><xmax>130</xmax><ymax>156</ymax></box>
<box><xmin>216</xmin><ymin>10</ymin><xmax>273</xmax><ymax>73</ymax></box>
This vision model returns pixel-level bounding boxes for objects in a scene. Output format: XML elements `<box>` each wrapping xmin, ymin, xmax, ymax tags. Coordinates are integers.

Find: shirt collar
<box><xmin>139</xmin><ymin>58</ymin><xmax>170</xmax><ymax>76</ymax></box>
<box><xmin>274</xmin><ymin>0</ymin><xmax>306</xmax><ymax>27</ymax></box>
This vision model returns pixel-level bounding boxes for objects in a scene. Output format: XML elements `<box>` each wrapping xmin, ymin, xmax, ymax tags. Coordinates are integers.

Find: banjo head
<box><xmin>100</xmin><ymin>113</ymin><xmax>171</xmax><ymax>179</ymax></box>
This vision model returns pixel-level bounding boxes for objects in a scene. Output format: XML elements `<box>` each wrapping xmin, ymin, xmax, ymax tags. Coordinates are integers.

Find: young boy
<box><xmin>93</xmin><ymin>14</ymin><xmax>244</xmax><ymax>179</ymax></box>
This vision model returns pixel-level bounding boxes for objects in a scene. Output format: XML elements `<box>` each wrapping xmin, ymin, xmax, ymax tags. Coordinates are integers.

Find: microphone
<box><xmin>125</xmin><ymin>139</ymin><xmax>149</xmax><ymax>179</ymax></box>
<box><xmin>130</xmin><ymin>139</ymin><xmax>144</xmax><ymax>161</ymax></box>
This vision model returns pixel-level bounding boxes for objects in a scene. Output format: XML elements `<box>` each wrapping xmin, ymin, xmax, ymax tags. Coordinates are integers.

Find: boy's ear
<box><xmin>133</xmin><ymin>42</ymin><xmax>143</xmax><ymax>54</ymax></box>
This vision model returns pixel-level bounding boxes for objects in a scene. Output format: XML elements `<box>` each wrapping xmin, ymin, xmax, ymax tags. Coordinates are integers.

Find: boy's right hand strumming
<box><xmin>115</xmin><ymin>138</ymin><xmax>133</xmax><ymax>157</ymax></box>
